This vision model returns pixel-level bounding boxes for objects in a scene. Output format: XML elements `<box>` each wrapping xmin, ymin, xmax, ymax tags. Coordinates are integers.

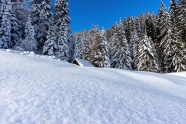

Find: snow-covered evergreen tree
<box><xmin>56</xmin><ymin>22</ymin><xmax>69</xmax><ymax>61</ymax></box>
<box><xmin>11</xmin><ymin>1</ymin><xmax>29</xmax><ymax>44</ymax></box>
<box><xmin>55</xmin><ymin>0</ymin><xmax>70</xmax><ymax>61</ymax></box>
<box><xmin>68</xmin><ymin>30</ymin><xmax>75</xmax><ymax>62</ymax></box>
<box><xmin>110</xmin><ymin>25</ymin><xmax>120</xmax><ymax>68</ymax></box>
<box><xmin>73</xmin><ymin>31</ymin><xmax>91</xmax><ymax>61</ymax></box>
<box><xmin>43</xmin><ymin>21</ymin><xmax>57</xmax><ymax>56</ymax></box>
<box><xmin>0</xmin><ymin>0</ymin><xmax>12</xmax><ymax>48</ymax></box>
<box><xmin>101</xmin><ymin>30</ymin><xmax>110</xmax><ymax>67</ymax></box>
<box><xmin>21</xmin><ymin>15</ymin><xmax>37</xmax><ymax>51</ymax></box>
<box><xmin>169</xmin><ymin>0</ymin><xmax>179</xmax><ymax>36</ymax></box>
<box><xmin>30</xmin><ymin>0</ymin><xmax>52</xmax><ymax>51</ymax></box>
<box><xmin>116</xmin><ymin>20</ymin><xmax>132</xmax><ymax>70</ymax></box>
<box><xmin>168</xmin><ymin>0</ymin><xmax>186</xmax><ymax>72</ymax></box>
<box><xmin>172</xmin><ymin>41</ymin><xmax>186</xmax><ymax>72</ymax></box>
<box><xmin>83</xmin><ymin>40</ymin><xmax>92</xmax><ymax>62</ymax></box>
<box><xmin>178</xmin><ymin>0</ymin><xmax>186</xmax><ymax>46</ymax></box>
<box><xmin>161</xmin><ymin>29</ymin><xmax>176</xmax><ymax>72</ymax></box>
<box><xmin>145</xmin><ymin>11</ymin><xmax>157</xmax><ymax>42</ymax></box>
<box><xmin>54</xmin><ymin>0</ymin><xmax>70</xmax><ymax>40</ymax></box>
<box><xmin>11</xmin><ymin>10</ymin><xmax>21</xmax><ymax>46</ymax></box>
<box><xmin>109</xmin><ymin>21</ymin><xmax>132</xmax><ymax>70</ymax></box>
<box><xmin>157</xmin><ymin>2</ymin><xmax>168</xmax><ymax>72</ymax></box>
<box><xmin>137</xmin><ymin>32</ymin><xmax>159</xmax><ymax>72</ymax></box>
<box><xmin>132</xmin><ymin>29</ymin><xmax>140</xmax><ymax>70</ymax></box>
<box><xmin>74</xmin><ymin>35</ymin><xmax>84</xmax><ymax>59</ymax></box>
<box><xmin>89</xmin><ymin>27</ymin><xmax>110</xmax><ymax>67</ymax></box>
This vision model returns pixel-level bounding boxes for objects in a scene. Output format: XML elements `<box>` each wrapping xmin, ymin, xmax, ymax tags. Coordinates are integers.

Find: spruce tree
<box><xmin>169</xmin><ymin>0</ymin><xmax>186</xmax><ymax>72</ymax></box>
<box><xmin>56</xmin><ymin>22</ymin><xmax>69</xmax><ymax>61</ymax></box>
<box><xmin>132</xmin><ymin>29</ymin><xmax>140</xmax><ymax>70</ymax></box>
<box><xmin>43</xmin><ymin>21</ymin><xmax>57</xmax><ymax>56</ymax></box>
<box><xmin>21</xmin><ymin>15</ymin><xmax>37</xmax><ymax>52</ymax></box>
<box><xmin>74</xmin><ymin>34</ymin><xmax>84</xmax><ymax>59</ymax></box>
<box><xmin>117</xmin><ymin>20</ymin><xmax>132</xmax><ymax>70</ymax></box>
<box><xmin>110</xmin><ymin>24</ymin><xmax>120</xmax><ymax>68</ymax></box>
<box><xmin>55</xmin><ymin>0</ymin><xmax>70</xmax><ymax>61</ymax></box>
<box><xmin>68</xmin><ymin>30</ymin><xmax>75</xmax><ymax>62</ymax></box>
<box><xmin>172</xmin><ymin>39</ymin><xmax>186</xmax><ymax>72</ymax></box>
<box><xmin>0</xmin><ymin>0</ymin><xmax>12</xmax><ymax>49</ymax></box>
<box><xmin>137</xmin><ymin>32</ymin><xmax>159</xmax><ymax>72</ymax></box>
<box><xmin>178</xmin><ymin>0</ymin><xmax>186</xmax><ymax>47</ymax></box>
<box><xmin>11</xmin><ymin>10</ymin><xmax>20</xmax><ymax>47</ymax></box>
<box><xmin>157</xmin><ymin>2</ymin><xmax>169</xmax><ymax>72</ymax></box>
<box><xmin>88</xmin><ymin>26</ymin><xmax>102</xmax><ymax>67</ymax></box>
<box><xmin>101</xmin><ymin>30</ymin><xmax>110</xmax><ymax>67</ymax></box>
<box><xmin>161</xmin><ymin>29</ymin><xmax>176</xmax><ymax>72</ymax></box>
<box><xmin>11</xmin><ymin>1</ymin><xmax>29</xmax><ymax>45</ymax></box>
<box><xmin>55</xmin><ymin>0</ymin><xmax>70</xmax><ymax>40</ymax></box>
<box><xmin>30</xmin><ymin>0</ymin><xmax>52</xmax><ymax>51</ymax></box>
<box><xmin>89</xmin><ymin>27</ymin><xmax>110</xmax><ymax>67</ymax></box>
<box><xmin>110</xmin><ymin>21</ymin><xmax>132</xmax><ymax>70</ymax></box>
<box><xmin>145</xmin><ymin>11</ymin><xmax>157</xmax><ymax>42</ymax></box>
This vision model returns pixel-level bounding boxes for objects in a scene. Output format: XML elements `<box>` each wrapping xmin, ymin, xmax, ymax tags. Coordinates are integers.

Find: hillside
<box><xmin>0</xmin><ymin>49</ymin><xmax>186</xmax><ymax>124</ymax></box>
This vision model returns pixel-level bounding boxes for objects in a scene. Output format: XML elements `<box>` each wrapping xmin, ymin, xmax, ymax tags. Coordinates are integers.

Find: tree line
<box><xmin>0</xmin><ymin>0</ymin><xmax>72</xmax><ymax>61</ymax></box>
<box><xmin>0</xmin><ymin>0</ymin><xmax>185</xmax><ymax>73</ymax></box>
<box><xmin>74</xmin><ymin>0</ymin><xmax>186</xmax><ymax>73</ymax></box>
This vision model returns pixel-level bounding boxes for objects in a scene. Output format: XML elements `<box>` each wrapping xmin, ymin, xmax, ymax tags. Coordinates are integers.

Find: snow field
<box><xmin>0</xmin><ymin>49</ymin><xmax>186</xmax><ymax>124</ymax></box>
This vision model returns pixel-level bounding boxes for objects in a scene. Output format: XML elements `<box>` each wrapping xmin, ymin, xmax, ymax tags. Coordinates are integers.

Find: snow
<box><xmin>73</xmin><ymin>58</ymin><xmax>94</xmax><ymax>67</ymax></box>
<box><xmin>0</xmin><ymin>49</ymin><xmax>186</xmax><ymax>124</ymax></box>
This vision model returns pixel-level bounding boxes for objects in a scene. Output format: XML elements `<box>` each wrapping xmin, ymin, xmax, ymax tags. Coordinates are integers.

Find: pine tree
<box><xmin>83</xmin><ymin>40</ymin><xmax>92</xmax><ymax>62</ymax></box>
<box><xmin>88</xmin><ymin>26</ymin><xmax>102</xmax><ymax>67</ymax></box>
<box><xmin>11</xmin><ymin>10</ymin><xmax>20</xmax><ymax>47</ymax></box>
<box><xmin>132</xmin><ymin>29</ymin><xmax>140</xmax><ymax>70</ymax></box>
<box><xmin>11</xmin><ymin>1</ymin><xmax>29</xmax><ymax>45</ymax></box>
<box><xmin>145</xmin><ymin>11</ymin><xmax>157</xmax><ymax>42</ymax></box>
<box><xmin>56</xmin><ymin>22</ymin><xmax>69</xmax><ymax>61</ymax></box>
<box><xmin>0</xmin><ymin>0</ymin><xmax>12</xmax><ymax>49</ymax></box>
<box><xmin>21</xmin><ymin>15</ymin><xmax>37</xmax><ymax>52</ymax></box>
<box><xmin>101</xmin><ymin>30</ymin><xmax>110</xmax><ymax>67</ymax></box>
<box><xmin>116</xmin><ymin>20</ymin><xmax>132</xmax><ymax>70</ymax></box>
<box><xmin>55</xmin><ymin>0</ymin><xmax>70</xmax><ymax>61</ymax></box>
<box><xmin>158</xmin><ymin>3</ymin><xmax>168</xmax><ymax>38</ymax></box>
<box><xmin>74</xmin><ymin>31</ymin><xmax>91</xmax><ymax>60</ymax></box>
<box><xmin>74</xmin><ymin>34</ymin><xmax>84</xmax><ymax>59</ymax></box>
<box><xmin>81</xmin><ymin>31</ymin><xmax>92</xmax><ymax>62</ymax></box>
<box><xmin>110</xmin><ymin>24</ymin><xmax>120</xmax><ymax>68</ymax></box>
<box><xmin>43</xmin><ymin>21</ymin><xmax>57</xmax><ymax>56</ymax></box>
<box><xmin>157</xmin><ymin>2</ymin><xmax>169</xmax><ymax>72</ymax></box>
<box><xmin>178</xmin><ymin>0</ymin><xmax>186</xmax><ymax>46</ymax></box>
<box><xmin>110</xmin><ymin>21</ymin><xmax>132</xmax><ymax>70</ymax></box>
<box><xmin>0</xmin><ymin>0</ymin><xmax>4</xmax><ymax>29</ymax></box>
<box><xmin>68</xmin><ymin>30</ymin><xmax>75</xmax><ymax>62</ymax></box>
<box><xmin>89</xmin><ymin>27</ymin><xmax>110</xmax><ymax>67</ymax></box>
<box><xmin>169</xmin><ymin>0</ymin><xmax>186</xmax><ymax>72</ymax></box>
<box><xmin>54</xmin><ymin>0</ymin><xmax>70</xmax><ymax>40</ymax></box>
<box><xmin>161</xmin><ymin>29</ymin><xmax>176</xmax><ymax>72</ymax></box>
<box><xmin>172</xmin><ymin>41</ymin><xmax>186</xmax><ymax>72</ymax></box>
<box><xmin>137</xmin><ymin>32</ymin><xmax>159</xmax><ymax>72</ymax></box>
<box><xmin>169</xmin><ymin>0</ymin><xmax>179</xmax><ymax>37</ymax></box>
<box><xmin>30</xmin><ymin>0</ymin><xmax>52</xmax><ymax>51</ymax></box>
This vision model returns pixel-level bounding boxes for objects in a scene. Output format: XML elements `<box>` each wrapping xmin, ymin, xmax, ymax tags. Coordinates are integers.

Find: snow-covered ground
<box><xmin>0</xmin><ymin>49</ymin><xmax>186</xmax><ymax>124</ymax></box>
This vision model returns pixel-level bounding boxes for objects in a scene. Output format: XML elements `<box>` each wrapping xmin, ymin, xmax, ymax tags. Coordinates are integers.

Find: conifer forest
<box><xmin>0</xmin><ymin>0</ymin><xmax>186</xmax><ymax>73</ymax></box>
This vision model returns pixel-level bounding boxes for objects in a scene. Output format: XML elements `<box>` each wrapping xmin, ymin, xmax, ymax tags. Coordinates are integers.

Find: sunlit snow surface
<box><xmin>0</xmin><ymin>49</ymin><xmax>186</xmax><ymax>124</ymax></box>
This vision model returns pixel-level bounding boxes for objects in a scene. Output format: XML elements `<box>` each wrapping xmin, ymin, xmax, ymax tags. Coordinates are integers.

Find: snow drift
<box><xmin>0</xmin><ymin>49</ymin><xmax>186</xmax><ymax>124</ymax></box>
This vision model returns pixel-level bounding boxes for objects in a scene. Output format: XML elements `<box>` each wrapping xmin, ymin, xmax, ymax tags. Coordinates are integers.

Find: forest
<box><xmin>0</xmin><ymin>0</ymin><xmax>185</xmax><ymax>73</ymax></box>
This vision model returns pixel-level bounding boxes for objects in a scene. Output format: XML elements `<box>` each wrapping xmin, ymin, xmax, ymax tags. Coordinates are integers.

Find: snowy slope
<box><xmin>0</xmin><ymin>49</ymin><xmax>186</xmax><ymax>124</ymax></box>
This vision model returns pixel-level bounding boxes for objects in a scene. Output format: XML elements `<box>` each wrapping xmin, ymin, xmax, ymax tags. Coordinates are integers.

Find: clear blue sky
<box><xmin>47</xmin><ymin>0</ymin><xmax>170</xmax><ymax>33</ymax></box>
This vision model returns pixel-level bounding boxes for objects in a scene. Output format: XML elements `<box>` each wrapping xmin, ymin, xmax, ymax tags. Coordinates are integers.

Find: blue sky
<box><xmin>68</xmin><ymin>0</ymin><xmax>170</xmax><ymax>33</ymax></box>
<box><xmin>35</xmin><ymin>0</ymin><xmax>169</xmax><ymax>33</ymax></box>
